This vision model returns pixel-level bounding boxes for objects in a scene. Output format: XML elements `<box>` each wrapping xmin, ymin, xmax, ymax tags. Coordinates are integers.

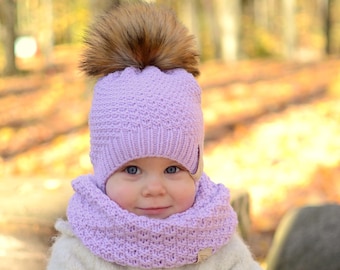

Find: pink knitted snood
<box><xmin>67</xmin><ymin>173</ymin><xmax>238</xmax><ymax>269</ymax></box>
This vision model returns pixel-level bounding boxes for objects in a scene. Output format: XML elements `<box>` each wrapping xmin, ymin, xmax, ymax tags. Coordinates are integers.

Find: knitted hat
<box><xmin>80</xmin><ymin>2</ymin><xmax>204</xmax><ymax>191</ymax></box>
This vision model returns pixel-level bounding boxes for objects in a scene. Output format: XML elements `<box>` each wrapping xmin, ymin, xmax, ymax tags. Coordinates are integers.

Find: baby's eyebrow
<box><xmin>123</xmin><ymin>163</ymin><xmax>138</xmax><ymax>168</ymax></box>
<box><xmin>166</xmin><ymin>162</ymin><xmax>180</xmax><ymax>166</ymax></box>
<box><xmin>169</xmin><ymin>163</ymin><xmax>186</xmax><ymax>170</ymax></box>
<box><xmin>117</xmin><ymin>163</ymin><xmax>137</xmax><ymax>170</ymax></box>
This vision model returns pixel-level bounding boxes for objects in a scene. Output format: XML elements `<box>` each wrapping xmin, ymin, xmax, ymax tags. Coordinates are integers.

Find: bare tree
<box><xmin>201</xmin><ymin>0</ymin><xmax>221</xmax><ymax>59</ymax></box>
<box><xmin>322</xmin><ymin>0</ymin><xmax>332</xmax><ymax>54</ymax></box>
<box><xmin>176</xmin><ymin>0</ymin><xmax>201</xmax><ymax>52</ymax></box>
<box><xmin>254</xmin><ymin>0</ymin><xmax>269</xmax><ymax>30</ymax></box>
<box><xmin>214</xmin><ymin>0</ymin><xmax>241</xmax><ymax>61</ymax></box>
<box><xmin>0</xmin><ymin>0</ymin><xmax>18</xmax><ymax>75</ymax></box>
<box><xmin>282</xmin><ymin>0</ymin><xmax>296</xmax><ymax>59</ymax></box>
<box><xmin>40</xmin><ymin>0</ymin><xmax>54</xmax><ymax>69</ymax></box>
<box><xmin>89</xmin><ymin>0</ymin><xmax>121</xmax><ymax>19</ymax></box>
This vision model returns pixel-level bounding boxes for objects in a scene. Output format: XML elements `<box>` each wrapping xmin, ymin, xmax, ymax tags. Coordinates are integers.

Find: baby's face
<box><xmin>106</xmin><ymin>157</ymin><xmax>196</xmax><ymax>219</ymax></box>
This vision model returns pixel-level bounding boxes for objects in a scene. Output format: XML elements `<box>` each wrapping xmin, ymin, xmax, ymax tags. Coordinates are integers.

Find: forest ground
<box><xmin>1</xmin><ymin>46</ymin><xmax>340</xmax><ymax>269</ymax></box>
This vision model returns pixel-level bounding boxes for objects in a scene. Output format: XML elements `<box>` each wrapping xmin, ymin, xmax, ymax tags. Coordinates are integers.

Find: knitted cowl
<box><xmin>67</xmin><ymin>173</ymin><xmax>238</xmax><ymax>269</ymax></box>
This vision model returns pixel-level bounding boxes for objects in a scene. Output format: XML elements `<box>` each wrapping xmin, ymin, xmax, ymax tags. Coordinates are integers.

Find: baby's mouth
<box><xmin>137</xmin><ymin>206</ymin><xmax>171</xmax><ymax>217</ymax></box>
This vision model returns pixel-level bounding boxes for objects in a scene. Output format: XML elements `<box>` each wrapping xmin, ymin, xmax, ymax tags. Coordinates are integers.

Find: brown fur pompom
<box><xmin>80</xmin><ymin>2</ymin><xmax>200</xmax><ymax>77</ymax></box>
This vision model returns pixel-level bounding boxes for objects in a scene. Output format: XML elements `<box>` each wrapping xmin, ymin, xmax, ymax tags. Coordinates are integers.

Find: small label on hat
<box><xmin>196</xmin><ymin>247</ymin><xmax>213</xmax><ymax>263</ymax></box>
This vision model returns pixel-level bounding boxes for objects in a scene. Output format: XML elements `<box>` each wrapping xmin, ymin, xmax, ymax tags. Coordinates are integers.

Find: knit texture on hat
<box><xmin>67</xmin><ymin>173</ymin><xmax>238</xmax><ymax>269</ymax></box>
<box><xmin>89</xmin><ymin>66</ymin><xmax>204</xmax><ymax>191</ymax></box>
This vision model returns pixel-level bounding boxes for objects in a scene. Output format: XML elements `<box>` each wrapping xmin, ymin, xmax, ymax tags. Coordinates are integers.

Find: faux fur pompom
<box><xmin>80</xmin><ymin>2</ymin><xmax>200</xmax><ymax>78</ymax></box>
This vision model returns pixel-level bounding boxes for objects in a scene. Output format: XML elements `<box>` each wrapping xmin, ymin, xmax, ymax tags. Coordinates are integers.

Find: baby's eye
<box><xmin>124</xmin><ymin>166</ymin><xmax>140</xmax><ymax>175</ymax></box>
<box><xmin>165</xmin><ymin>166</ymin><xmax>180</xmax><ymax>174</ymax></box>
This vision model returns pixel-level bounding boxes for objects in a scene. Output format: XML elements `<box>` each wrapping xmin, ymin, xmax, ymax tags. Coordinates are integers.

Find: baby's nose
<box><xmin>141</xmin><ymin>176</ymin><xmax>166</xmax><ymax>197</ymax></box>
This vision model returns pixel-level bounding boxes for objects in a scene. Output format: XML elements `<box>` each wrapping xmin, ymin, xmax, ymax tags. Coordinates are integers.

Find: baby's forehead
<box><xmin>123</xmin><ymin>157</ymin><xmax>182</xmax><ymax>166</ymax></box>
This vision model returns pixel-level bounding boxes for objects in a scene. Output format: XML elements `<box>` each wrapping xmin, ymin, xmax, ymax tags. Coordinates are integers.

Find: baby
<box><xmin>47</xmin><ymin>2</ymin><xmax>262</xmax><ymax>269</ymax></box>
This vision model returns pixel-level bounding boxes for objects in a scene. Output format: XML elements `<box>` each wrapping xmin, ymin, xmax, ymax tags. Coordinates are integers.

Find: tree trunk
<box><xmin>201</xmin><ymin>0</ymin><xmax>221</xmax><ymax>59</ymax></box>
<box><xmin>254</xmin><ymin>0</ymin><xmax>269</xmax><ymax>30</ymax></box>
<box><xmin>177</xmin><ymin>0</ymin><xmax>201</xmax><ymax>53</ymax></box>
<box><xmin>282</xmin><ymin>0</ymin><xmax>296</xmax><ymax>59</ymax></box>
<box><xmin>40</xmin><ymin>0</ymin><xmax>54</xmax><ymax>69</ymax></box>
<box><xmin>215</xmin><ymin>0</ymin><xmax>241</xmax><ymax>61</ymax></box>
<box><xmin>323</xmin><ymin>0</ymin><xmax>332</xmax><ymax>54</ymax></box>
<box><xmin>89</xmin><ymin>0</ymin><xmax>120</xmax><ymax>19</ymax></box>
<box><xmin>1</xmin><ymin>0</ymin><xmax>18</xmax><ymax>75</ymax></box>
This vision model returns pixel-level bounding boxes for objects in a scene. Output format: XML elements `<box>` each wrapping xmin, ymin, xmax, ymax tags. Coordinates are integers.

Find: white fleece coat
<box><xmin>47</xmin><ymin>220</ymin><xmax>262</xmax><ymax>270</ymax></box>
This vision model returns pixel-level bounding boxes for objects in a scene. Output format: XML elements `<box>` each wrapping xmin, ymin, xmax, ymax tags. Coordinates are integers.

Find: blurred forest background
<box><xmin>1</xmin><ymin>0</ymin><xmax>340</xmax><ymax>73</ymax></box>
<box><xmin>1</xmin><ymin>0</ymin><xmax>340</xmax><ymax>265</ymax></box>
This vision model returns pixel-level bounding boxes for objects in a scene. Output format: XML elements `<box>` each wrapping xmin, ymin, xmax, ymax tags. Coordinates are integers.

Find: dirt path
<box><xmin>0</xmin><ymin>177</ymin><xmax>73</xmax><ymax>270</ymax></box>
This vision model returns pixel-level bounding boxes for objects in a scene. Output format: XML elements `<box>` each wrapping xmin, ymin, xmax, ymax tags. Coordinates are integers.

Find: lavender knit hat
<box><xmin>80</xmin><ymin>3</ymin><xmax>204</xmax><ymax>191</ymax></box>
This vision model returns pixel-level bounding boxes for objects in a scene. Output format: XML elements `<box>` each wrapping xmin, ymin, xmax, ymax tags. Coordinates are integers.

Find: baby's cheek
<box><xmin>177</xmin><ymin>185</ymin><xmax>196</xmax><ymax>211</ymax></box>
<box><xmin>107</xmin><ymin>186</ymin><xmax>134</xmax><ymax>210</ymax></box>
<box><xmin>106</xmin><ymin>179</ymin><xmax>131</xmax><ymax>207</ymax></box>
